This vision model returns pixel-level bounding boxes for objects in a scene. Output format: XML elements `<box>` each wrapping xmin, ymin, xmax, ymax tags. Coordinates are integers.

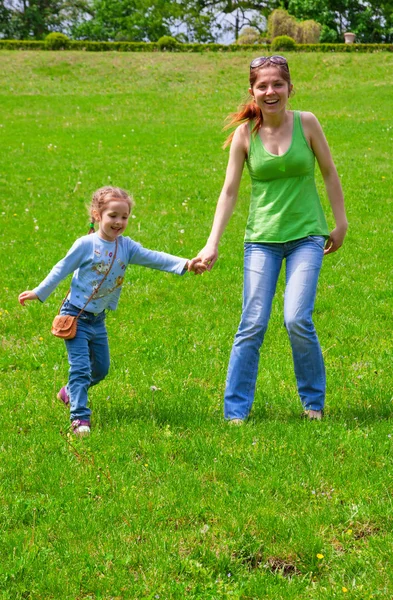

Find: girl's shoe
<box><xmin>57</xmin><ymin>386</ymin><xmax>70</xmax><ymax>406</ymax></box>
<box><xmin>228</xmin><ymin>418</ymin><xmax>244</xmax><ymax>425</ymax></box>
<box><xmin>71</xmin><ymin>419</ymin><xmax>91</xmax><ymax>436</ymax></box>
<box><xmin>301</xmin><ymin>409</ymin><xmax>323</xmax><ymax>421</ymax></box>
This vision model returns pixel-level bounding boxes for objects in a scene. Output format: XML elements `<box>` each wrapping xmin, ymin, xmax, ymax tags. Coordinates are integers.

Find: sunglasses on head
<box><xmin>250</xmin><ymin>55</ymin><xmax>288</xmax><ymax>70</ymax></box>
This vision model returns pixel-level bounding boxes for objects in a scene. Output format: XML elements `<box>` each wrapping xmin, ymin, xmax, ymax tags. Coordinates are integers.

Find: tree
<box><xmin>285</xmin><ymin>0</ymin><xmax>393</xmax><ymax>42</ymax></box>
<box><xmin>71</xmin><ymin>0</ymin><xmax>170</xmax><ymax>41</ymax></box>
<box><xmin>267</xmin><ymin>8</ymin><xmax>321</xmax><ymax>42</ymax></box>
<box><xmin>169</xmin><ymin>0</ymin><xmax>280</xmax><ymax>42</ymax></box>
<box><xmin>297</xmin><ymin>19</ymin><xmax>321</xmax><ymax>42</ymax></box>
<box><xmin>0</xmin><ymin>2</ymin><xmax>12</xmax><ymax>37</ymax></box>
<box><xmin>71</xmin><ymin>0</ymin><xmax>277</xmax><ymax>43</ymax></box>
<box><xmin>267</xmin><ymin>7</ymin><xmax>297</xmax><ymax>38</ymax></box>
<box><xmin>235</xmin><ymin>25</ymin><xmax>262</xmax><ymax>43</ymax></box>
<box><xmin>197</xmin><ymin>0</ymin><xmax>280</xmax><ymax>40</ymax></box>
<box><xmin>0</xmin><ymin>0</ymin><xmax>90</xmax><ymax>39</ymax></box>
<box><xmin>1</xmin><ymin>0</ymin><xmax>392</xmax><ymax>42</ymax></box>
<box><xmin>170</xmin><ymin>0</ymin><xmax>218</xmax><ymax>42</ymax></box>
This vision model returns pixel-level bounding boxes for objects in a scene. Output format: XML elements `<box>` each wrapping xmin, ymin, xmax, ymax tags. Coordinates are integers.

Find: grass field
<box><xmin>1</xmin><ymin>50</ymin><xmax>393</xmax><ymax>599</ymax></box>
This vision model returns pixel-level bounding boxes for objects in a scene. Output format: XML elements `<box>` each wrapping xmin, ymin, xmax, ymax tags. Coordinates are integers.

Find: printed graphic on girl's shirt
<box><xmin>92</xmin><ymin>261</ymin><xmax>111</xmax><ymax>276</ymax></box>
<box><xmin>90</xmin><ymin>276</ymin><xmax>125</xmax><ymax>300</ymax></box>
<box><xmin>117</xmin><ymin>258</ymin><xmax>126</xmax><ymax>271</ymax></box>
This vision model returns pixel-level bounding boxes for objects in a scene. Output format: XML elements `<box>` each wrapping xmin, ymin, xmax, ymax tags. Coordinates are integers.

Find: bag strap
<box><xmin>58</xmin><ymin>237</ymin><xmax>118</xmax><ymax>318</ymax></box>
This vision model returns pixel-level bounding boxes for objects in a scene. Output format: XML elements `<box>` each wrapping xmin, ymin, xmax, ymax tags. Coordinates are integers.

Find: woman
<box><xmin>191</xmin><ymin>55</ymin><xmax>348</xmax><ymax>423</ymax></box>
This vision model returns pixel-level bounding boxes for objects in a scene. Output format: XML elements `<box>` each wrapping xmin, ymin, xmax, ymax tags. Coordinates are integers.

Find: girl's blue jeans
<box><xmin>224</xmin><ymin>236</ymin><xmax>326</xmax><ymax>420</ymax></box>
<box><xmin>60</xmin><ymin>301</ymin><xmax>109</xmax><ymax>422</ymax></box>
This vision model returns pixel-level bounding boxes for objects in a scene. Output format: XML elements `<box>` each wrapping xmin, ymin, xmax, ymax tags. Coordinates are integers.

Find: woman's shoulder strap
<box><xmin>293</xmin><ymin>110</ymin><xmax>304</xmax><ymax>135</ymax></box>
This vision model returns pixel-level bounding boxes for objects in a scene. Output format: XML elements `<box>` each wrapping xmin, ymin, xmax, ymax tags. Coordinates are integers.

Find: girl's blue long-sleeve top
<box><xmin>33</xmin><ymin>233</ymin><xmax>188</xmax><ymax>313</ymax></box>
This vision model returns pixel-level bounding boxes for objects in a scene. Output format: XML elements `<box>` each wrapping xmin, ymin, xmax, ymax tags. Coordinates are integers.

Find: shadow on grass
<box><xmin>241</xmin><ymin>399</ymin><xmax>393</xmax><ymax>426</ymax></box>
<box><xmin>90</xmin><ymin>388</ymin><xmax>393</xmax><ymax>431</ymax></box>
<box><xmin>93</xmin><ymin>394</ymin><xmax>222</xmax><ymax>429</ymax></box>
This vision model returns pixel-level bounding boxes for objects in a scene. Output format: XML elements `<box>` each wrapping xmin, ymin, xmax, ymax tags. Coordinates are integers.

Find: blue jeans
<box><xmin>224</xmin><ymin>236</ymin><xmax>325</xmax><ymax>420</ymax></box>
<box><xmin>60</xmin><ymin>301</ymin><xmax>109</xmax><ymax>422</ymax></box>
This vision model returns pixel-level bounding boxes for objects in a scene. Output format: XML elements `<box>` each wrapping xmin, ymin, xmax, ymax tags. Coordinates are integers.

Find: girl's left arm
<box><xmin>303</xmin><ymin>112</ymin><xmax>348</xmax><ymax>255</ymax></box>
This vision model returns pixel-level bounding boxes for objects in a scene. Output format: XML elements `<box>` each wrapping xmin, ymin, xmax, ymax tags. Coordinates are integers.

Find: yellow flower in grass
<box><xmin>316</xmin><ymin>553</ymin><xmax>324</xmax><ymax>560</ymax></box>
<box><xmin>342</xmin><ymin>587</ymin><xmax>348</xmax><ymax>593</ymax></box>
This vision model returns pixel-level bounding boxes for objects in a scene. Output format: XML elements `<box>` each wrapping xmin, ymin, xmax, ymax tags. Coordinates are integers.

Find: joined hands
<box><xmin>187</xmin><ymin>258</ymin><xmax>208</xmax><ymax>275</ymax></box>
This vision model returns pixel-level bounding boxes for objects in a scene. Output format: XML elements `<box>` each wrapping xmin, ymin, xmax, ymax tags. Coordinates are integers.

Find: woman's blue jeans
<box><xmin>224</xmin><ymin>236</ymin><xmax>326</xmax><ymax>420</ymax></box>
<box><xmin>60</xmin><ymin>301</ymin><xmax>109</xmax><ymax>422</ymax></box>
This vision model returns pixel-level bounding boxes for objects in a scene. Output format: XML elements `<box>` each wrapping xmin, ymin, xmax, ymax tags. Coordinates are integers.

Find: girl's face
<box><xmin>94</xmin><ymin>198</ymin><xmax>130</xmax><ymax>242</ymax></box>
<box><xmin>249</xmin><ymin>66</ymin><xmax>292</xmax><ymax>116</ymax></box>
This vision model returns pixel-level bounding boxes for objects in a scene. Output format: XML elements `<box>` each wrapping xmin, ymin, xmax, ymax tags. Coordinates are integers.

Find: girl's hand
<box><xmin>187</xmin><ymin>258</ymin><xmax>208</xmax><ymax>275</ymax></box>
<box><xmin>18</xmin><ymin>291</ymin><xmax>38</xmax><ymax>305</ymax></box>
<box><xmin>324</xmin><ymin>225</ymin><xmax>347</xmax><ymax>255</ymax></box>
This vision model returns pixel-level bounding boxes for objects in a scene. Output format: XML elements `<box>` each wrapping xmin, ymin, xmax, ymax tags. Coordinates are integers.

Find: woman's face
<box><xmin>249</xmin><ymin>66</ymin><xmax>292</xmax><ymax>116</ymax></box>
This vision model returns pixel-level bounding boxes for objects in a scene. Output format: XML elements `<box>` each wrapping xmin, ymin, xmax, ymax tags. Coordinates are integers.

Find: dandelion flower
<box><xmin>316</xmin><ymin>553</ymin><xmax>324</xmax><ymax>560</ymax></box>
<box><xmin>342</xmin><ymin>587</ymin><xmax>348</xmax><ymax>593</ymax></box>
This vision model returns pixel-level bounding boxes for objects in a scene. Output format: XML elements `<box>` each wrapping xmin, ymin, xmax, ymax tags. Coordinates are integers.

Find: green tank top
<box><xmin>245</xmin><ymin>110</ymin><xmax>329</xmax><ymax>243</ymax></box>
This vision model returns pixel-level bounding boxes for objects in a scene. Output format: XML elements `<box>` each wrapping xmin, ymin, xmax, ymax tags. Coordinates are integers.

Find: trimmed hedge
<box><xmin>45</xmin><ymin>32</ymin><xmax>71</xmax><ymax>49</ymax></box>
<box><xmin>0</xmin><ymin>39</ymin><xmax>392</xmax><ymax>52</ymax></box>
<box><xmin>0</xmin><ymin>40</ymin><xmax>48</xmax><ymax>49</ymax></box>
<box><xmin>296</xmin><ymin>43</ymin><xmax>393</xmax><ymax>52</ymax></box>
<box><xmin>271</xmin><ymin>35</ymin><xmax>297</xmax><ymax>51</ymax></box>
<box><xmin>0</xmin><ymin>39</ymin><xmax>258</xmax><ymax>52</ymax></box>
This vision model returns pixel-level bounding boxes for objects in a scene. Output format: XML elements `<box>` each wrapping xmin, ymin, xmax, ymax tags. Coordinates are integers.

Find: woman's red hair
<box><xmin>223</xmin><ymin>102</ymin><xmax>263</xmax><ymax>149</ymax></box>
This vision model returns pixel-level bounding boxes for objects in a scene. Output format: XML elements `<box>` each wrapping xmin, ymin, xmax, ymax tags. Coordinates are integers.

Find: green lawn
<box><xmin>1</xmin><ymin>50</ymin><xmax>393</xmax><ymax>599</ymax></box>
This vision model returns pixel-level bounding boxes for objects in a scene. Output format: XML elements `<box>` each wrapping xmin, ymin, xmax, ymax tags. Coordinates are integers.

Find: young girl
<box><xmin>190</xmin><ymin>55</ymin><xmax>348</xmax><ymax>423</ymax></box>
<box><xmin>19</xmin><ymin>186</ymin><xmax>206</xmax><ymax>436</ymax></box>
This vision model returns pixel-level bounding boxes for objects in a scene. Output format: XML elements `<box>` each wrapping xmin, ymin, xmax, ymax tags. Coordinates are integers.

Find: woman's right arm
<box><xmin>191</xmin><ymin>124</ymin><xmax>248</xmax><ymax>271</ymax></box>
